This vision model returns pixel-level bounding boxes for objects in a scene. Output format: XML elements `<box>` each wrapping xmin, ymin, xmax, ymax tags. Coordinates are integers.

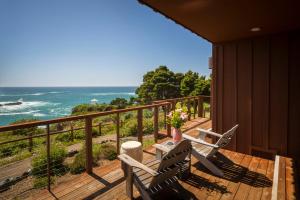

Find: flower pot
<box><xmin>172</xmin><ymin>128</ymin><xmax>182</xmax><ymax>144</ymax></box>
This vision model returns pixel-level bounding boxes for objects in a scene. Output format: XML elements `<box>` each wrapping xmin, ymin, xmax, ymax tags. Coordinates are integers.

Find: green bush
<box><xmin>55</xmin><ymin>132</ymin><xmax>73</xmax><ymax>142</ymax></box>
<box><xmin>143</xmin><ymin>120</ymin><xmax>154</xmax><ymax>135</ymax></box>
<box><xmin>69</xmin><ymin>149</ymin><xmax>86</xmax><ymax>174</ymax></box>
<box><xmin>100</xmin><ymin>143</ymin><xmax>117</xmax><ymax>161</ymax></box>
<box><xmin>143</xmin><ymin>109</ymin><xmax>153</xmax><ymax>118</ymax></box>
<box><xmin>123</xmin><ymin>120</ymin><xmax>138</xmax><ymax>137</ymax></box>
<box><xmin>0</xmin><ymin>140</ymin><xmax>28</xmax><ymax>158</ymax></box>
<box><xmin>124</xmin><ymin>113</ymin><xmax>133</xmax><ymax>120</ymax></box>
<box><xmin>32</xmin><ymin>144</ymin><xmax>67</xmax><ymax>177</ymax></box>
<box><xmin>33</xmin><ymin>176</ymin><xmax>55</xmax><ymax>189</ymax></box>
<box><xmin>110</xmin><ymin>98</ymin><xmax>128</xmax><ymax>109</ymax></box>
<box><xmin>92</xmin><ymin>128</ymin><xmax>98</xmax><ymax>137</ymax></box>
<box><xmin>10</xmin><ymin>119</ymin><xmax>40</xmax><ymax>136</ymax></box>
<box><xmin>69</xmin><ymin>143</ymin><xmax>117</xmax><ymax>174</ymax></box>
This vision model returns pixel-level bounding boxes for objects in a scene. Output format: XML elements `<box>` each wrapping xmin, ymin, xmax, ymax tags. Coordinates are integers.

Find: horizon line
<box><xmin>0</xmin><ymin>86</ymin><xmax>139</xmax><ymax>88</ymax></box>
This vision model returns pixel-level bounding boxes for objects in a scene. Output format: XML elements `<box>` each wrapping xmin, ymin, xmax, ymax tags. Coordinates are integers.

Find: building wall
<box><xmin>212</xmin><ymin>30</ymin><xmax>300</xmax><ymax>160</ymax></box>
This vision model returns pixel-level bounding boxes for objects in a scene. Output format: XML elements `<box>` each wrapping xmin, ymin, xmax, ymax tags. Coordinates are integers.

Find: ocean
<box><xmin>0</xmin><ymin>87</ymin><xmax>137</xmax><ymax>126</ymax></box>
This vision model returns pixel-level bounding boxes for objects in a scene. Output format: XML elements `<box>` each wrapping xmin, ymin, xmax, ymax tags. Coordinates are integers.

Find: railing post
<box><xmin>137</xmin><ymin>109</ymin><xmax>143</xmax><ymax>144</ymax></box>
<box><xmin>172</xmin><ymin>100</ymin><xmax>176</xmax><ymax>111</ymax></box>
<box><xmin>166</xmin><ymin>104</ymin><xmax>171</xmax><ymax>137</ymax></box>
<box><xmin>29</xmin><ymin>131</ymin><xmax>33</xmax><ymax>152</ymax></box>
<box><xmin>85</xmin><ymin>117</ymin><xmax>93</xmax><ymax>174</ymax></box>
<box><xmin>98</xmin><ymin>122</ymin><xmax>102</xmax><ymax>136</ymax></box>
<box><xmin>187</xmin><ymin>98</ymin><xmax>191</xmax><ymax>121</ymax></box>
<box><xmin>154</xmin><ymin>105</ymin><xmax>159</xmax><ymax>142</ymax></box>
<box><xmin>193</xmin><ymin>98</ymin><xmax>197</xmax><ymax>119</ymax></box>
<box><xmin>70</xmin><ymin>122</ymin><xmax>74</xmax><ymax>142</ymax></box>
<box><xmin>116</xmin><ymin>113</ymin><xmax>120</xmax><ymax>154</ymax></box>
<box><xmin>198</xmin><ymin>97</ymin><xmax>203</xmax><ymax>117</ymax></box>
<box><xmin>163</xmin><ymin>106</ymin><xmax>167</xmax><ymax>129</ymax></box>
<box><xmin>46</xmin><ymin>124</ymin><xmax>51</xmax><ymax>191</ymax></box>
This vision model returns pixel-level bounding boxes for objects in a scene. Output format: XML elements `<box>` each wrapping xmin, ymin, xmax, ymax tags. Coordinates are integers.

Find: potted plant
<box><xmin>167</xmin><ymin>107</ymin><xmax>188</xmax><ymax>143</ymax></box>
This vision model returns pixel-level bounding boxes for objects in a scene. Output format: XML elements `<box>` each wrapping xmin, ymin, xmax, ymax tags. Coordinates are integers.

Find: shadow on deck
<box><xmin>27</xmin><ymin>117</ymin><xmax>296</xmax><ymax>200</ymax></box>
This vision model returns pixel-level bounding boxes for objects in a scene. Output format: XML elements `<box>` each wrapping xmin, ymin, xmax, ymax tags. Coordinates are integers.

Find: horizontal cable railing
<box><xmin>0</xmin><ymin>95</ymin><xmax>210</xmax><ymax>197</ymax></box>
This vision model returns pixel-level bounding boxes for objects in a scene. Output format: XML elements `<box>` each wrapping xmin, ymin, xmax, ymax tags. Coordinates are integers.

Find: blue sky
<box><xmin>0</xmin><ymin>0</ymin><xmax>211</xmax><ymax>87</ymax></box>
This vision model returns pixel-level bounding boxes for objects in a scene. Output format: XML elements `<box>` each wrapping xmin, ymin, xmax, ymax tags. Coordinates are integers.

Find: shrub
<box><xmin>69</xmin><ymin>149</ymin><xmax>86</xmax><ymax>174</ymax></box>
<box><xmin>69</xmin><ymin>143</ymin><xmax>117</xmax><ymax>174</ymax></box>
<box><xmin>110</xmin><ymin>98</ymin><xmax>128</xmax><ymax>109</ymax></box>
<box><xmin>92</xmin><ymin>128</ymin><xmax>98</xmax><ymax>137</ymax></box>
<box><xmin>143</xmin><ymin>120</ymin><xmax>154</xmax><ymax>135</ymax></box>
<box><xmin>11</xmin><ymin>119</ymin><xmax>41</xmax><ymax>136</ymax></box>
<box><xmin>55</xmin><ymin>132</ymin><xmax>72</xmax><ymax>142</ymax></box>
<box><xmin>33</xmin><ymin>176</ymin><xmax>55</xmax><ymax>189</ymax></box>
<box><xmin>100</xmin><ymin>143</ymin><xmax>117</xmax><ymax>160</ymax></box>
<box><xmin>32</xmin><ymin>144</ymin><xmax>67</xmax><ymax>177</ymax></box>
<box><xmin>0</xmin><ymin>140</ymin><xmax>28</xmax><ymax>158</ymax></box>
<box><xmin>124</xmin><ymin>112</ymin><xmax>133</xmax><ymax>120</ymax></box>
<box><xmin>123</xmin><ymin>120</ymin><xmax>138</xmax><ymax>137</ymax></box>
<box><xmin>143</xmin><ymin>109</ymin><xmax>153</xmax><ymax>118</ymax></box>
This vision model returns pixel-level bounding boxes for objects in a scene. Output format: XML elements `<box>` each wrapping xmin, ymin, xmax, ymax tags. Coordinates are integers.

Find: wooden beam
<box><xmin>116</xmin><ymin>113</ymin><xmax>120</xmax><ymax>154</ymax></box>
<box><xmin>137</xmin><ymin>109</ymin><xmax>143</xmax><ymax>143</ymax></box>
<box><xmin>46</xmin><ymin>124</ymin><xmax>51</xmax><ymax>191</ymax></box>
<box><xmin>85</xmin><ymin>117</ymin><xmax>93</xmax><ymax>174</ymax></box>
<box><xmin>153</xmin><ymin>106</ymin><xmax>159</xmax><ymax>142</ymax></box>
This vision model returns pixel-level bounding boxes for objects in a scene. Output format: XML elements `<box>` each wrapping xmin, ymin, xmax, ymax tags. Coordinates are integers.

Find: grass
<box><xmin>0</xmin><ymin>150</ymin><xmax>32</xmax><ymax>166</ymax></box>
<box><xmin>143</xmin><ymin>138</ymin><xmax>155</xmax><ymax>149</ymax></box>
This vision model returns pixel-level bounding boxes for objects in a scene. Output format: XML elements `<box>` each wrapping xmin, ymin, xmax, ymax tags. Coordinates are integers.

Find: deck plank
<box><xmin>233</xmin><ymin>156</ymin><xmax>262</xmax><ymax>200</ymax></box>
<box><xmin>22</xmin><ymin>118</ymin><xmax>295</xmax><ymax>200</ymax></box>
<box><xmin>246</xmin><ymin>158</ymin><xmax>269</xmax><ymax>200</ymax></box>
<box><xmin>219</xmin><ymin>154</ymin><xmax>253</xmax><ymax>200</ymax></box>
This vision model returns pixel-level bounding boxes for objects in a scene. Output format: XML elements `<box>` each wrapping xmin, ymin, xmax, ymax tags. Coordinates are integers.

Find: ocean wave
<box><xmin>48</xmin><ymin>91</ymin><xmax>64</xmax><ymax>94</ymax></box>
<box><xmin>0</xmin><ymin>110</ymin><xmax>40</xmax><ymax>116</ymax></box>
<box><xmin>33</xmin><ymin>113</ymin><xmax>47</xmax><ymax>117</ymax></box>
<box><xmin>0</xmin><ymin>101</ymin><xmax>60</xmax><ymax>112</ymax></box>
<box><xmin>49</xmin><ymin>107</ymin><xmax>71</xmax><ymax>116</ymax></box>
<box><xmin>91</xmin><ymin>92</ymin><xmax>136</xmax><ymax>96</ymax></box>
<box><xmin>0</xmin><ymin>93</ymin><xmax>45</xmax><ymax>97</ymax></box>
<box><xmin>0</xmin><ymin>91</ymin><xmax>64</xmax><ymax>97</ymax></box>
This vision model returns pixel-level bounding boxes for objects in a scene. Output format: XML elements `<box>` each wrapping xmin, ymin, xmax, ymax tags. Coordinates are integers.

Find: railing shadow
<box><xmin>81</xmin><ymin>173</ymin><xmax>125</xmax><ymax>200</ymax></box>
<box><xmin>192</xmin><ymin>154</ymin><xmax>272</xmax><ymax>188</ymax></box>
<box><xmin>135</xmin><ymin>181</ymin><xmax>198</xmax><ymax>200</ymax></box>
<box><xmin>182</xmin><ymin>173</ymin><xmax>229</xmax><ymax>194</ymax></box>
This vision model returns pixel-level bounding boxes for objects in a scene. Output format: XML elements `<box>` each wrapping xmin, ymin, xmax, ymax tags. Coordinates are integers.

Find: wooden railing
<box><xmin>0</xmin><ymin>95</ymin><xmax>210</xmax><ymax>192</ymax></box>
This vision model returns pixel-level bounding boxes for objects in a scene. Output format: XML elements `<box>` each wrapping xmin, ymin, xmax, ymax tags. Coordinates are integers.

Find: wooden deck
<box><xmin>27</xmin><ymin>118</ymin><xmax>296</xmax><ymax>200</ymax></box>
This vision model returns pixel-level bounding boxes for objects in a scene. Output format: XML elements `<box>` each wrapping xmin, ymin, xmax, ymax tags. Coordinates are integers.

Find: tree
<box><xmin>190</xmin><ymin>76</ymin><xmax>211</xmax><ymax>96</ymax></box>
<box><xmin>110</xmin><ymin>98</ymin><xmax>128</xmax><ymax>109</ymax></box>
<box><xmin>136</xmin><ymin>66</ymin><xmax>182</xmax><ymax>103</ymax></box>
<box><xmin>180</xmin><ymin>70</ymin><xmax>199</xmax><ymax>96</ymax></box>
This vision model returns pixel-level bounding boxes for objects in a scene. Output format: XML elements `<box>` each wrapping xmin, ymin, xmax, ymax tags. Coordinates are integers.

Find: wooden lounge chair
<box><xmin>183</xmin><ymin>124</ymin><xmax>239</xmax><ymax>177</ymax></box>
<box><xmin>118</xmin><ymin>139</ymin><xmax>192</xmax><ymax>200</ymax></box>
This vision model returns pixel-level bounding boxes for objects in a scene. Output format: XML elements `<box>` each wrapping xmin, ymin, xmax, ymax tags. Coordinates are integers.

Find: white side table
<box><xmin>120</xmin><ymin>141</ymin><xmax>143</xmax><ymax>162</ymax></box>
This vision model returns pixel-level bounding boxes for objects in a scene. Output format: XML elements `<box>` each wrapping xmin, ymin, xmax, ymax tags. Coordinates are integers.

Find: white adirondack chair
<box><xmin>118</xmin><ymin>139</ymin><xmax>192</xmax><ymax>200</ymax></box>
<box><xmin>183</xmin><ymin>124</ymin><xmax>239</xmax><ymax>177</ymax></box>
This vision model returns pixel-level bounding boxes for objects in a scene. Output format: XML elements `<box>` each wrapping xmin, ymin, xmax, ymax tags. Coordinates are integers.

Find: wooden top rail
<box><xmin>152</xmin><ymin>95</ymin><xmax>210</xmax><ymax>104</ymax></box>
<box><xmin>0</xmin><ymin>101</ymin><xmax>171</xmax><ymax>132</ymax></box>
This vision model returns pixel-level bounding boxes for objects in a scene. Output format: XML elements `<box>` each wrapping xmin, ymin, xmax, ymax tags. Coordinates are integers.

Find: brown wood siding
<box><xmin>288</xmin><ymin>32</ymin><xmax>300</xmax><ymax>160</ymax></box>
<box><xmin>223</xmin><ymin>44</ymin><xmax>237</xmax><ymax>150</ymax></box>
<box><xmin>236</xmin><ymin>41</ymin><xmax>252</xmax><ymax>154</ymax></box>
<box><xmin>212</xmin><ymin>30</ymin><xmax>300</xmax><ymax>160</ymax></box>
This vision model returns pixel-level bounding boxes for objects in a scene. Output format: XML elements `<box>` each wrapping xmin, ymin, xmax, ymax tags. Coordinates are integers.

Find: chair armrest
<box><xmin>153</xmin><ymin>143</ymin><xmax>171</xmax><ymax>153</ymax></box>
<box><xmin>182</xmin><ymin>134</ymin><xmax>219</xmax><ymax>148</ymax></box>
<box><xmin>118</xmin><ymin>154</ymin><xmax>159</xmax><ymax>176</ymax></box>
<box><xmin>196</xmin><ymin>128</ymin><xmax>222</xmax><ymax>138</ymax></box>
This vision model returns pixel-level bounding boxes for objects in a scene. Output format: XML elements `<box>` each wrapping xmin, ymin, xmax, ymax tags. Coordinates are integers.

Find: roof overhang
<box><xmin>139</xmin><ymin>0</ymin><xmax>300</xmax><ymax>43</ymax></box>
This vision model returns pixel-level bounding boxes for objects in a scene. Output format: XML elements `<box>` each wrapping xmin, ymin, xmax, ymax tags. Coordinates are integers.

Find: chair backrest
<box><xmin>148</xmin><ymin>140</ymin><xmax>191</xmax><ymax>188</ymax></box>
<box><xmin>157</xmin><ymin>139</ymin><xmax>192</xmax><ymax>171</ymax></box>
<box><xmin>215</xmin><ymin>124</ymin><xmax>239</xmax><ymax>148</ymax></box>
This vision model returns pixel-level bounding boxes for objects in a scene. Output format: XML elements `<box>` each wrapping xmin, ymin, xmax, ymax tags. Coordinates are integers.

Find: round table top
<box><xmin>121</xmin><ymin>141</ymin><xmax>142</xmax><ymax>149</ymax></box>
